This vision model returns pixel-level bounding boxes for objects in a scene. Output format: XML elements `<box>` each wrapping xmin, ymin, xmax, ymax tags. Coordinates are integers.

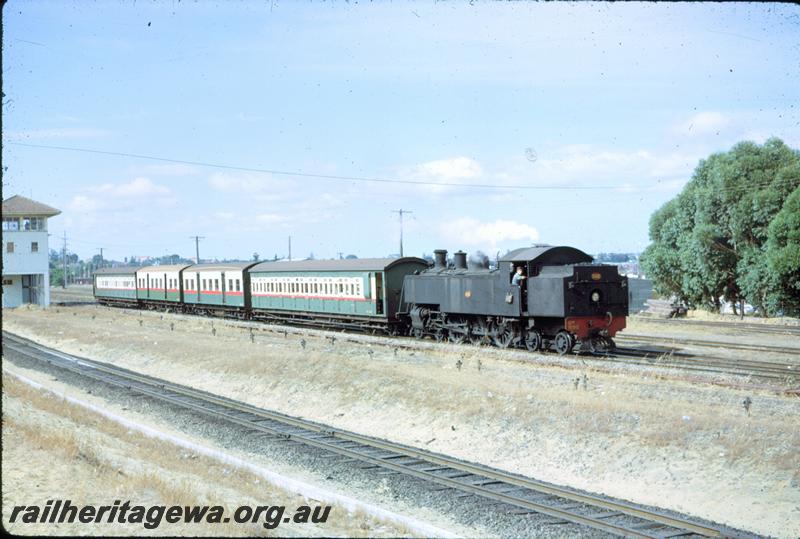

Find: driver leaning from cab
<box><xmin>512</xmin><ymin>266</ymin><xmax>526</xmax><ymax>286</ymax></box>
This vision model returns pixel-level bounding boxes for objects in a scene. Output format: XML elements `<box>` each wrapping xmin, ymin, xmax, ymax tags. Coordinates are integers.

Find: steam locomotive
<box><xmin>94</xmin><ymin>245</ymin><xmax>628</xmax><ymax>355</ymax></box>
<box><xmin>401</xmin><ymin>245</ymin><xmax>628</xmax><ymax>354</ymax></box>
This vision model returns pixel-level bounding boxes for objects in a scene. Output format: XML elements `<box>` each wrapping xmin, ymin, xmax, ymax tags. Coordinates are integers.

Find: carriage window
<box><xmin>235</xmin><ymin>279</ymin><xmax>240</xmax><ymax>292</ymax></box>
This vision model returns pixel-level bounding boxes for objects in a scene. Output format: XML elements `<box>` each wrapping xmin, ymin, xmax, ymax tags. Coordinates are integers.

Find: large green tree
<box><xmin>641</xmin><ymin>138</ymin><xmax>800</xmax><ymax>316</ymax></box>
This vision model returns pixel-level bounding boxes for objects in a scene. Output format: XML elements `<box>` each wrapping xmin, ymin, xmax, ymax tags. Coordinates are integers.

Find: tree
<box><xmin>642</xmin><ymin>138</ymin><xmax>800</xmax><ymax>315</ymax></box>
<box><xmin>764</xmin><ymin>185</ymin><xmax>800</xmax><ymax>315</ymax></box>
<box><xmin>252</xmin><ymin>252</ymin><xmax>260</xmax><ymax>262</ymax></box>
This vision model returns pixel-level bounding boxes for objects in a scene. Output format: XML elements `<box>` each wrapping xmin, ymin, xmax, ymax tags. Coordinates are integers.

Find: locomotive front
<box><xmin>562</xmin><ymin>263</ymin><xmax>628</xmax><ymax>350</ymax></box>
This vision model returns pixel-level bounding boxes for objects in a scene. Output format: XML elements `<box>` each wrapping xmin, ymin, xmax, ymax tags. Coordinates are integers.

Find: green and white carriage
<box><xmin>247</xmin><ymin>258</ymin><xmax>428</xmax><ymax>332</ymax></box>
<box><xmin>93</xmin><ymin>266</ymin><xmax>139</xmax><ymax>305</ymax></box>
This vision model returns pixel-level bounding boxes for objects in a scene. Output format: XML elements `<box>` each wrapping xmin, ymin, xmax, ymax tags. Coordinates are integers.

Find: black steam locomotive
<box><xmin>401</xmin><ymin>245</ymin><xmax>628</xmax><ymax>354</ymax></box>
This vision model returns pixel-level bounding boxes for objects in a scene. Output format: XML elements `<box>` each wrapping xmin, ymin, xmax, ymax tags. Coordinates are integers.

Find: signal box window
<box><xmin>31</xmin><ymin>242</ymin><xmax>38</xmax><ymax>253</ymax></box>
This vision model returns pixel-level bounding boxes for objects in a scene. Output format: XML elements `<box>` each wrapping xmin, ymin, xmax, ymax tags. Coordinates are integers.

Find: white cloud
<box><xmin>398</xmin><ymin>157</ymin><xmax>485</xmax><ymax>194</ymax></box>
<box><xmin>69</xmin><ymin>195</ymin><xmax>99</xmax><ymax>212</ymax></box>
<box><xmin>131</xmin><ymin>163</ymin><xmax>201</xmax><ymax>177</ymax></box>
<box><xmin>4</xmin><ymin>128</ymin><xmax>114</xmax><ymax>141</ymax></box>
<box><xmin>675</xmin><ymin>111</ymin><xmax>730</xmax><ymax>137</ymax></box>
<box><xmin>439</xmin><ymin>218</ymin><xmax>539</xmax><ymax>251</ymax></box>
<box><xmin>69</xmin><ymin>177</ymin><xmax>174</xmax><ymax>213</ymax></box>
<box><xmin>97</xmin><ymin>177</ymin><xmax>170</xmax><ymax>198</ymax></box>
<box><xmin>256</xmin><ymin>213</ymin><xmax>288</xmax><ymax>225</ymax></box>
<box><xmin>414</xmin><ymin>156</ymin><xmax>482</xmax><ymax>181</ymax></box>
<box><xmin>208</xmin><ymin>172</ymin><xmax>278</xmax><ymax>193</ymax></box>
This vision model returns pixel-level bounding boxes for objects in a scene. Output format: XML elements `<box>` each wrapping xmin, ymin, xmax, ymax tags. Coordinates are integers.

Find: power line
<box><xmin>10</xmin><ymin>141</ymin><xmax>628</xmax><ymax>191</ymax></box>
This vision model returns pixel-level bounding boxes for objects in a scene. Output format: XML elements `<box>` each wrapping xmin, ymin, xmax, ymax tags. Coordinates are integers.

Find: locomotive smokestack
<box><xmin>434</xmin><ymin>249</ymin><xmax>448</xmax><ymax>269</ymax></box>
<box><xmin>454</xmin><ymin>251</ymin><xmax>468</xmax><ymax>270</ymax></box>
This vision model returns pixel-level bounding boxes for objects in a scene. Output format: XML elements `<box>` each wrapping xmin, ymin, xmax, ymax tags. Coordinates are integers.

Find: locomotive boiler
<box><xmin>400</xmin><ymin>245</ymin><xmax>628</xmax><ymax>354</ymax></box>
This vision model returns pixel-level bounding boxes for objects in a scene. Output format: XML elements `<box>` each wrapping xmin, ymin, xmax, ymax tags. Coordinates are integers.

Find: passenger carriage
<box><xmin>247</xmin><ymin>258</ymin><xmax>428</xmax><ymax>332</ymax></box>
<box><xmin>135</xmin><ymin>264</ymin><xmax>193</xmax><ymax>306</ymax></box>
<box><xmin>182</xmin><ymin>262</ymin><xmax>257</xmax><ymax>317</ymax></box>
<box><xmin>93</xmin><ymin>266</ymin><xmax>139</xmax><ymax>307</ymax></box>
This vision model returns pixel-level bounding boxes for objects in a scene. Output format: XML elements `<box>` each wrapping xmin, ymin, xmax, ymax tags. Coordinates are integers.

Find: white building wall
<box><xmin>2</xmin><ymin>230</ymin><xmax>49</xmax><ymax>274</ymax></box>
<box><xmin>2</xmin><ymin>229</ymin><xmax>52</xmax><ymax>307</ymax></box>
<box><xmin>2</xmin><ymin>276</ymin><xmax>23</xmax><ymax>308</ymax></box>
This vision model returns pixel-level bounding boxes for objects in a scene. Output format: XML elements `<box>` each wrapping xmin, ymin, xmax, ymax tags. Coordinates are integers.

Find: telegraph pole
<box><xmin>97</xmin><ymin>247</ymin><xmax>104</xmax><ymax>269</ymax></box>
<box><xmin>190</xmin><ymin>236</ymin><xmax>205</xmax><ymax>264</ymax></box>
<box><xmin>392</xmin><ymin>209</ymin><xmax>413</xmax><ymax>257</ymax></box>
<box><xmin>62</xmin><ymin>231</ymin><xmax>67</xmax><ymax>288</ymax></box>
<box><xmin>288</xmin><ymin>236</ymin><xmax>292</xmax><ymax>261</ymax></box>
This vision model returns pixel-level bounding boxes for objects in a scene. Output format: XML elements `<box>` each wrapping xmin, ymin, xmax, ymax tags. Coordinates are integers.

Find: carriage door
<box><xmin>162</xmin><ymin>273</ymin><xmax>168</xmax><ymax>300</ymax></box>
<box><xmin>221</xmin><ymin>272</ymin><xmax>227</xmax><ymax>305</ymax></box>
<box><xmin>375</xmin><ymin>273</ymin><xmax>384</xmax><ymax>314</ymax></box>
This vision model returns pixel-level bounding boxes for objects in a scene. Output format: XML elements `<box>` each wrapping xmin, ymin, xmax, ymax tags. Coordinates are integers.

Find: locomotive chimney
<box><xmin>433</xmin><ymin>249</ymin><xmax>448</xmax><ymax>269</ymax></box>
<box><xmin>453</xmin><ymin>251</ymin><xmax>468</xmax><ymax>270</ymax></box>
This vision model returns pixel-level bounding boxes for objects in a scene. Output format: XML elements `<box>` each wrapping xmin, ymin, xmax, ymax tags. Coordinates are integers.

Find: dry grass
<box><xmin>4</xmin><ymin>305</ymin><xmax>800</xmax><ymax>537</ymax></box>
<box><xmin>1</xmin><ymin>372</ymin><xmax>417</xmax><ymax>537</ymax></box>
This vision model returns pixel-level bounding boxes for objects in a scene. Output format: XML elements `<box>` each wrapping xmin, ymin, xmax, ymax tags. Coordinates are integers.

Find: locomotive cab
<box><xmin>501</xmin><ymin>245</ymin><xmax>628</xmax><ymax>354</ymax></box>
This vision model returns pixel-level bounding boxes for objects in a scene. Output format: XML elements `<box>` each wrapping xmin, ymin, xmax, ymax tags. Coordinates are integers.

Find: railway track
<box><xmin>605</xmin><ymin>347</ymin><xmax>797</xmax><ymax>382</ymax></box>
<box><xmin>632</xmin><ymin>316</ymin><xmax>800</xmax><ymax>337</ymax></box>
<box><xmin>31</xmin><ymin>302</ymin><xmax>800</xmax><ymax>383</ymax></box>
<box><xmin>618</xmin><ymin>334</ymin><xmax>800</xmax><ymax>357</ymax></box>
<box><xmin>2</xmin><ymin>331</ymin><xmax>749</xmax><ymax>539</ymax></box>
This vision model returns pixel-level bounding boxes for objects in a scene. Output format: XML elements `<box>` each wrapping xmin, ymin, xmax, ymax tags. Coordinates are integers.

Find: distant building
<box><xmin>2</xmin><ymin>195</ymin><xmax>61</xmax><ymax>308</ymax></box>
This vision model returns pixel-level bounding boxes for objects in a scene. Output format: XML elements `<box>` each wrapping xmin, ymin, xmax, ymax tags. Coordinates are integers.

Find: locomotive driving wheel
<box><xmin>492</xmin><ymin>322</ymin><xmax>515</xmax><ymax>349</ymax></box>
<box><xmin>447</xmin><ymin>316</ymin><xmax>468</xmax><ymax>344</ymax></box>
<box><xmin>448</xmin><ymin>331</ymin><xmax>466</xmax><ymax>344</ymax></box>
<box><xmin>433</xmin><ymin>328</ymin><xmax>446</xmax><ymax>342</ymax></box>
<box><xmin>470</xmin><ymin>319</ymin><xmax>490</xmax><ymax>345</ymax></box>
<box><xmin>555</xmin><ymin>330</ymin><xmax>574</xmax><ymax>355</ymax></box>
<box><xmin>524</xmin><ymin>329</ymin><xmax>542</xmax><ymax>352</ymax></box>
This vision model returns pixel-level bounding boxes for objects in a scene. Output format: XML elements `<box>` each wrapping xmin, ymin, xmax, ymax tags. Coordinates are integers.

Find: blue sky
<box><xmin>3</xmin><ymin>1</ymin><xmax>799</xmax><ymax>262</ymax></box>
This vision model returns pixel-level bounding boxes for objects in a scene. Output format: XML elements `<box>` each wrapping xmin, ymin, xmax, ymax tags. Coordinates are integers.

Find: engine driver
<box><xmin>512</xmin><ymin>266</ymin><xmax>527</xmax><ymax>286</ymax></box>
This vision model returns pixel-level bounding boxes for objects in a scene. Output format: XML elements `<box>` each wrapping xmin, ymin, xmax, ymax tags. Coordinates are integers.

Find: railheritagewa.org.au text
<box><xmin>9</xmin><ymin>500</ymin><xmax>332</xmax><ymax>530</ymax></box>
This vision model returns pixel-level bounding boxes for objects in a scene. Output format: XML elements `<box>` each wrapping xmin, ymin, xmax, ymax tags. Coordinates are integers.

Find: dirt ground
<box><xmin>1</xmin><ymin>369</ymin><xmax>423</xmax><ymax>537</ymax></box>
<box><xmin>4</xmin><ymin>304</ymin><xmax>800</xmax><ymax>537</ymax></box>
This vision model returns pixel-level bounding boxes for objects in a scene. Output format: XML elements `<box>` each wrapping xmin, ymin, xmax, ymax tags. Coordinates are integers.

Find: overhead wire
<box><xmin>9</xmin><ymin>141</ymin><xmax>657</xmax><ymax>192</ymax></box>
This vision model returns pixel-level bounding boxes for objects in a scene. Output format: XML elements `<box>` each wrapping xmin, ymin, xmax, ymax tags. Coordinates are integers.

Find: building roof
<box><xmin>93</xmin><ymin>266</ymin><xmax>139</xmax><ymax>275</ymax></box>
<box><xmin>2</xmin><ymin>195</ymin><xmax>61</xmax><ymax>217</ymax></box>
<box><xmin>251</xmin><ymin>257</ymin><xmax>429</xmax><ymax>273</ymax></box>
<box><xmin>184</xmin><ymin>262</ymin><xmax>258</xmax><ymax>272</ymax></box>
<box><xmin>499</xmin><ymin>245</ymin><xmax>593</xmax><ymax>266</ymax></box>
<box><xmin>137</xmin><ymin>264</ymin><xmax>194</xmax><ymax>273</ymax></box>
